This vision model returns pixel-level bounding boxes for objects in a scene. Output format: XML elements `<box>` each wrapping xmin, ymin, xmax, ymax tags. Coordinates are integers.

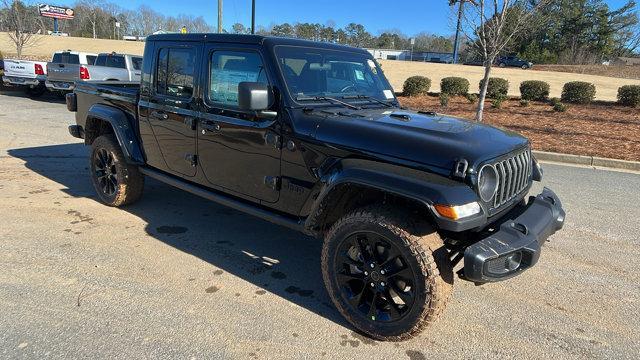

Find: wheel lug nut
<box><xmin>370</xmin><ymin>282</ymin><xmax>375</xmax><ymax>287</ymax></box>
<box><xmin>380</xmin><ymin>282</ymin><xmax>385</xmax><ymax>287</ymax></box>
<box><xmin>380</xmin><ymin>270</ymin><xmax>385</xmax><ymax>275</ymax></box>
<box><xmin>364</xmin><ymin>271</ymin><xmax>368</xmax><ymax>276</ymax></box>
<box><xmin>370</xmin><ymin>264</ymin><xmax>375</xmax><ymax>268</ymax></box>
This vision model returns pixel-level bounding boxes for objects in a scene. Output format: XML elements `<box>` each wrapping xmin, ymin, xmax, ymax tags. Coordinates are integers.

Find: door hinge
<box><xmin>185</xmin><ymin>117</ymin><xmax>197</xmax><ymax>130</ymax></box>
<box><xmin>185</xmin><ymin>154</ymin><xmax>198</xmax><ymax>167</ymax></box>
<box><xmin>265</xmin><ymin>132</ymin><xmax>281</xmax><ymax>149</ymax></box>
<box><xmin>264</xmin><ymin>176</ymin><xmax>281</xmax><ymax>191</ymax></box>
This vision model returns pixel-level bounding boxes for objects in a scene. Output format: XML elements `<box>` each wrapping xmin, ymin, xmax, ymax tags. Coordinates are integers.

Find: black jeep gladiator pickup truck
<box><xmin>66</xmin><ymin>33</ymin><xmax>565</xmax><ymax>340</ymax></box>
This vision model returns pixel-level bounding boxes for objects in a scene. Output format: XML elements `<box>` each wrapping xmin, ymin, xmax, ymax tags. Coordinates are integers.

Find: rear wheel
<box><xmin>25</xmin><ymin>83</ymin><xmax>46</xmax><ymax>98</ymax></box>
<box><xmin>90</xmin><ymin>134</ymin><xmax>144</xmax><ymax>206</ymax></box>
<box><xmin>321</xmin><ymin>206</ymin><xmax>454</xmax><ymax>341</ymax></box>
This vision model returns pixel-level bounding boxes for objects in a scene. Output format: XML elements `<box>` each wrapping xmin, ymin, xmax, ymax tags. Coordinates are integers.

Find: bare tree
<box><xmin>3</xmin><ymin>0</ymin><xmax>37</xmax><ymax>57</ymax></box>
<box><xmin>461</xmin><ymin>0</ymin><xmax>548</xmax><ymax>122</ymax></box>
<box><xmin>77</xmin><ymin>0</ymin><xmax>106</xmax><ymax>39</ymax></box>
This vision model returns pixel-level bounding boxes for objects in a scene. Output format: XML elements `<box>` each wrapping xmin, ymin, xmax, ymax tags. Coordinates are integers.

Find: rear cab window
<box><xmin>52</xmin><ymin>52</ymin><xmax>80</xmax><ymax>64</ymax></box>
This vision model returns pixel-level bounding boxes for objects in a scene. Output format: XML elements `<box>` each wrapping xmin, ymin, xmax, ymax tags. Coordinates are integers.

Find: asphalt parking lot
<box><xmin>1</xmin><ymin>90</ymin><xmax>639</xmax><ymax>359</ymax></box>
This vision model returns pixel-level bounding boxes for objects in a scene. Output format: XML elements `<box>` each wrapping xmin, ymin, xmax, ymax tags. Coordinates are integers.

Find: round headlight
<box><xmin>478</xmin><ymin>164</ymin><xmax>499</xmax><ymax>202</ymax></box>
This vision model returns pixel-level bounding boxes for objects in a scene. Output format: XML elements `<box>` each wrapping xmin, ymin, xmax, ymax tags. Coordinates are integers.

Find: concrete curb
<box><xmin>533</xmin><ymin>150</ymin><xmax>640</xmax><ymax>172</ymax></box>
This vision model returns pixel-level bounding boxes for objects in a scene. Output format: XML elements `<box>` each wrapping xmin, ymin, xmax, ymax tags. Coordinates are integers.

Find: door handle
<box><xmin>150</xmin><ymin>110</ymin><xmax>168</xmax><ymax>120</ymax></box>
<box><xmin>201</xmin><ymin>121</ymin><xmax>221</xmax><ymax>133</ymax></box>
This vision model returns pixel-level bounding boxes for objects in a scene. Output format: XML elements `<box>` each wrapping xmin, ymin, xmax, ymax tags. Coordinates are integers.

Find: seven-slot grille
<box><xmin>492</xmin><ymin>148</ymin><xmax>532</xmax><ymax>209</ymax></box>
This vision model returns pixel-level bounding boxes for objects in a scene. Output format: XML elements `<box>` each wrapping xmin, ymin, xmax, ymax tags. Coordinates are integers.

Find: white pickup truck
<box><xmin>46</xmin><ymin>51</ymin><xmax>142</xmax><ymax>92</ymax></box>
<box><xmin>1</xmin><ymin>59</ymin><xmax>48</xmax><ymax>97</ymax></box>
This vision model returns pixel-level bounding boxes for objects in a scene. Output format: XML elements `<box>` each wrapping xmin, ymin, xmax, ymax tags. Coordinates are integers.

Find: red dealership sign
<box><xmin>38</xmin><ymin>4</ymin><xmax>75</xmax><ymax>20</ymax></box>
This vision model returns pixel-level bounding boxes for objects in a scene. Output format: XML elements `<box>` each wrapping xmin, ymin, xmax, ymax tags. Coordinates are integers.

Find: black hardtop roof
<box><xmin>145</xmin><ymin>33</ymin><xmax>370</xmax><ymax>54</ymax></box>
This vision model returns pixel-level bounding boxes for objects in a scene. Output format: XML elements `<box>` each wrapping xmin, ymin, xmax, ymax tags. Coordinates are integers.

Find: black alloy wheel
<box><xmin>322</xmin><ymin>206</ymin><xmax>454</xmax><ymax>341</ymax></box>
<box><xmin>335</xmin><ymin>231</ymin><xmax>418</xmax><ymax>323</ymax></box>
<box><xmin>94</xmin><ymin>148</ymin><xmax>118</xmax><ymax>197</ymax></box>
<box><xmin>89</xmin><ymin>134</ymin><xmax>144</xmax><ymax>207</ymax></box>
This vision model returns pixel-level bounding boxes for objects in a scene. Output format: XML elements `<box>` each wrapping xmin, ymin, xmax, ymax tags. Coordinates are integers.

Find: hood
<box><xmin>312</xmin><ymin>108</ymin><xmax>529</xmax><ymax>171</ymax></box>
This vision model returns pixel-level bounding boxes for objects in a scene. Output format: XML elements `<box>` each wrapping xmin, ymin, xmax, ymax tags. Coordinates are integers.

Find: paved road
<box><xmin>1</xmin><ymin>91</ymin><xmax>639</xmax><ymax>359</ymax></box>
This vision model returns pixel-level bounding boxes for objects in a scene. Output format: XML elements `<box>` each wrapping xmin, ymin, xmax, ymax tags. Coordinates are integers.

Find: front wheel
<box><xmin>90</xmin><ymin>134</ymin><xmax>144</xmax><ymax>206</ymax></box>
<box><xmin>321</xmin><ymin>206</ymin><xmax>454</xmax><ymax>341</ymax></box>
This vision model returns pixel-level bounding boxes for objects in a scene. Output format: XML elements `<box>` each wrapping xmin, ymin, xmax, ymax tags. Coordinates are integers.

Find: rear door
<box><xmin>197</xmin><ymin>44</ymin><xmax>281</xmax><ymax>203</ymax></box>
<box><xmin>143</xmin><ymin>41</ymin><xmax>200</xmax><ymax>177</ymax></box>
<box><xmin>47</xmin><ymin>52</ymin><xmax>81</xmax><ymax>83</ymax></box>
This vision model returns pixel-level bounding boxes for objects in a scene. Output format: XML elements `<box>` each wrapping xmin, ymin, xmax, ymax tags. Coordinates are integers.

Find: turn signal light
<box><xmin>434</xmin><ymin>202</ymin><xmax>481</xmax><ymax>220</ymax></box>
<box><xmin>34</xmin><ymin>63</ymin><xmax>45</xmax><ymax>75</ymax></box>
<box><xmin>80</xmin><ymin>66</ymin><xmax>90</xmax><ymax>80</ymax></box>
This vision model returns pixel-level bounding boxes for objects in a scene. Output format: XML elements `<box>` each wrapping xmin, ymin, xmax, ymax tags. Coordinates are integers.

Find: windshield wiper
<box><xmin>296</xmin><ymin>95</ymin><xmax>361</xmax><ymax>110</ymax></box>
<box><xmin>342</xmin><ymin>94</ymin><xmax>395</xmax><ymax>108</ymax></box>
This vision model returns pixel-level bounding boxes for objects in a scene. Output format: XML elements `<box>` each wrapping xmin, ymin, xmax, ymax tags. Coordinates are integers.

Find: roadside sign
<box><xmin>38</xmin><ymin>4</ymin><xmax>75</xmax><ymax>20</ymax></box>
<box><xmin>410</xmin><ymin>38</ymin><xmax>415</xmax><ymax>45</ymax></box>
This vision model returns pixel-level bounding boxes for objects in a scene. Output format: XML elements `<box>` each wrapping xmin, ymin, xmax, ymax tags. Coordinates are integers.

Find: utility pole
<box><xmin>452</xmin><ymin>0</ymin><xmax>464</xmax><ymax>64</ymax></box>
<box><xmin>451</xmin><ymin>0</ymin><xmax>476</xmax><ymax>64</ymax></box>
<box><xmin>217</xmin><ymin>0</ymin><xmax>223</xmax><ymax>33</ymax></box>
<box><xmin>251</xmin><ymin>0</ymin><xmax>256</xmax><ymax>34</ymax></box>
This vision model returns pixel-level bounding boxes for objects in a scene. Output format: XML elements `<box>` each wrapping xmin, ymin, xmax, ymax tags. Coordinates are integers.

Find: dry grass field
<box><xmin>2</xmin><ymin>32</ymin><xmax>639</xmax><ymax>101</ymax></box>
<box><xmin>380</xmin><ymin>59</ymin><xmax>640</xmax><ymax>102</ymax></box>
<box><xmin>534</xmin><ymin>64</ymin><xmax>640</xmax><ymax>80</ymax></box>
<box><xmin>0</xmin><ymin>32</ymin><xmax>144</xmax><ymax>60</ymax></box>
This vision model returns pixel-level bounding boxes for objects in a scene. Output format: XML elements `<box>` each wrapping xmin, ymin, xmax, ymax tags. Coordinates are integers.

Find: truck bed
<box><xmin>74</xmin><ymin>81</ymin><xmax>140</xmax><ymax>139</ymax></box>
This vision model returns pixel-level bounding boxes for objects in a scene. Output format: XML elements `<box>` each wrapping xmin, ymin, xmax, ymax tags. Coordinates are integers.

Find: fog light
<box><xmin>485</xmin><ymin>252</ymin><xmax>522</xmax><ymax>276</ymax></box>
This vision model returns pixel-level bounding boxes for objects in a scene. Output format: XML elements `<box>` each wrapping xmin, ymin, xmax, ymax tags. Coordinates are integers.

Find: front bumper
<box><xmin>463</xmin><ymin>187</ymin><xmax>565</xmax><ymax>283</ymax></box>
<box><xmin>2</xmin><ymin>76</ymin><xmax>41</xmax><ymax>87</ymax></box>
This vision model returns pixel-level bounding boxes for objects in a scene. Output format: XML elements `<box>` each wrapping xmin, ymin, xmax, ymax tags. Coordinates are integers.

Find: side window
<box><xmin>156</xmin><ymin>47</ymin><xmax>195</xmax><ymax>98</ymax></box>
<box><xmin>132</xmin><ymin>57</ymin><xmax>143</xmax><ymax>71</ymax></box>
<box><xmin>94</xmin><ymin>56</ymin><xmax>106</xmax><ymax>67</ymax></box>
<box><xmin>86</xmin><ymin>55</ymin><xmax>97</xmax><ymax>65</ymax></box>
<box><xmin>208</xmin><ymin>51</ymin><xmax>267</xmax><ymax>107</ymax></box>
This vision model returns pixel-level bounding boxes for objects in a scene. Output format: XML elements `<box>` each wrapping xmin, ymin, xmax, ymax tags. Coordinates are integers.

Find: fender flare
<box><xmin>302</xmin><ymin>159</ymin><xmax>486</xmax><ymax>233</ymax></box>
<box><xmin>86</xmin><ymin>103</ymin><xmax>145</xmax><ymax>165</ymax></box>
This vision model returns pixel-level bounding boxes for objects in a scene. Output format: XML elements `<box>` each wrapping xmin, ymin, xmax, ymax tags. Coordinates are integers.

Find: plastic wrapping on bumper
<box><xmin>463</xmin><ymin>187</ymin><xmax>565</xmax><ymax>283</ymax></box>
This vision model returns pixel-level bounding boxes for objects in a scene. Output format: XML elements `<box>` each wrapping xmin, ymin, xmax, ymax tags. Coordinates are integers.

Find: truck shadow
<box><xmin>0</xmin><ymin>88</ymin><xmax>66</xmax><ymax>103</ymax></box>
<box><xmin>8</xmin><ymin>143</ymin><xmax>348</xmax><ymax>328</ymax></box>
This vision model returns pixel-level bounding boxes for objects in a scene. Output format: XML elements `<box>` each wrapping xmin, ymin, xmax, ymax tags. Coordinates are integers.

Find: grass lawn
<box><xmin>398</xmin><ymin>95</ymin><xmax>640</xmax><ymax>162</ymax></box>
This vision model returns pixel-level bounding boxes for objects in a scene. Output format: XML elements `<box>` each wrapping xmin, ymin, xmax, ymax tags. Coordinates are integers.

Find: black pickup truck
<box><xmin>66</xmin><ymin>33</ymin><xmax>565</xmax><ymax>341</ymax></box>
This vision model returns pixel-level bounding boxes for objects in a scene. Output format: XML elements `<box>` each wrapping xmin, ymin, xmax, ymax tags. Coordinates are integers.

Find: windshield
<box><xmin>275</xmin><ymin>46</ymin><xmax>395</xmax><ymax>104</ymax></box>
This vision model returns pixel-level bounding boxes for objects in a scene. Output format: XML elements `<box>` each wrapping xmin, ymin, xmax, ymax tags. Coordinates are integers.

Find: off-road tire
<box><xmin>25</xmin><ymin>84</ymin><xmax>46</xmax><ymax>98</ymax></box>
<box><xmin>90</xmin><ymin>134</ymin><xmax>144</xmax><ymax>206</ymax></box>
<box><xmin>321</xmin><ymin>206</ymin><xmax>454</xmax><ymax>341</ymax></box>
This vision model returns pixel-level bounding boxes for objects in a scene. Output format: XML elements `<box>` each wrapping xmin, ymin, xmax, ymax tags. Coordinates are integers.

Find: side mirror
<box><xmin>238</xmin><ymin>82</ymin><xmax>272</xmax><ymax>111</ymax></box>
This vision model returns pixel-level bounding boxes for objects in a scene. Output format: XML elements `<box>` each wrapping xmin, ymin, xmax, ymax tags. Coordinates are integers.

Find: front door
<box><xmin>197</xmin><ymin>45</ymin><xmax>281</xmax><ymax>203</ymax></box>
<box><xmin>146</xmin><ymin>42</ymin><xmax>199</xmax><ymax>177</ymax></box>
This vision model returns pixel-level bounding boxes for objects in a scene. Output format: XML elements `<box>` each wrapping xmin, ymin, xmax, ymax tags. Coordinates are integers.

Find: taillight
<box><xmin>34</xmin><ymin>63</ymin><xmax>44</xmax><ymax>75</ymax></box>
<box><xmin>80</xmin><ymin>66</ymin><xmax>90</xmax><ymax>80</ymax></box>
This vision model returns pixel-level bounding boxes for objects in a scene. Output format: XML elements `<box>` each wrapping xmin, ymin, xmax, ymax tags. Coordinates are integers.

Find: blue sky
<box><xmin>51</xmin><ymin>0</ymin><xmax>637</xmax><ymax>36</ymax></box>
